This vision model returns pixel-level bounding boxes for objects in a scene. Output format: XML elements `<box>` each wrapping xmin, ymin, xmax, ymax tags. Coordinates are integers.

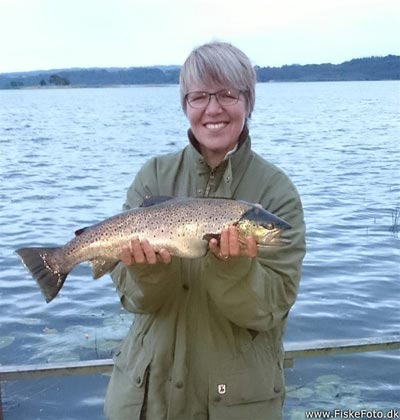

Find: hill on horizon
<box><xmin>1</xmin><ymin>55</ymin><xmax>398</xmax><ymax>89</ymax></box>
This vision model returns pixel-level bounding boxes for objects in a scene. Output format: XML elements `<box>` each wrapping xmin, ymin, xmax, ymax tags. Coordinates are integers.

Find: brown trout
<box><xmin>16</xmin><ymin>196</ymin><xmax>291</xmax><ymax>302</ymax></box>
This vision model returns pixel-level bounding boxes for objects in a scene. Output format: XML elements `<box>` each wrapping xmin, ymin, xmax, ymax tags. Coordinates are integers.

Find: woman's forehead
<box><xmin>187</xmin><ymin>81</ymin><xmax>231</xmax><ymax>92</ymax></box>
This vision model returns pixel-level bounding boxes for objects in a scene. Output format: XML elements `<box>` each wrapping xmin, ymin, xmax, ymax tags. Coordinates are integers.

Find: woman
<box><xmin>105</xmin><ymin>41</ymin><xmax>306</xmax><ymax>420</ymax></box>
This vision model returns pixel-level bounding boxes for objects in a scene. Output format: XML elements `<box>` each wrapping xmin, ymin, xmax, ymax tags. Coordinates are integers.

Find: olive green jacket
<box><xmin>105</xmin><ymin>130</ymin><xmax>306</xmax><ymax>420</ymax></box>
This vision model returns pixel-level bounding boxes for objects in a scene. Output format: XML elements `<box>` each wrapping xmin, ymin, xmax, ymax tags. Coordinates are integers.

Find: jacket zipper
<box><xmin>204</xmin><ymin>168</ymin><xmax>216</xmax><ymax>197</ymax></box>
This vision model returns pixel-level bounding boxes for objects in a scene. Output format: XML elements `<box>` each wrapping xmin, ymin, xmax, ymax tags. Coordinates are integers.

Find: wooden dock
<box><xmin>1</xmin><ymin>335</ymin><xmax>399</xmax><ymax>419</ymax></box>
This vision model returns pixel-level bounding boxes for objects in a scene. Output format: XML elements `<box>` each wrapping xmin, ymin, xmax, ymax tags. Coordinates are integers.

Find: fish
<box><xmin>16</xmin><ymin>196</ymin><xmax>291</xmax><ymax>303</ymax></box>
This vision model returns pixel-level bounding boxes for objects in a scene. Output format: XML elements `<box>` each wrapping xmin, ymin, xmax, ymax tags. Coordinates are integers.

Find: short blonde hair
<box><xmin>179</xmin><ymin>41</ymin><xmax>256</xmax><ymax>118</ymax></box>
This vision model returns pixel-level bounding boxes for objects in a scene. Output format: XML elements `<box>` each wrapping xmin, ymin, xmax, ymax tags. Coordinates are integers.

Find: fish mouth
<box><xmin>260</xmin><ymin>229</ymin><xmax>291</xmax><ymax>247</ymax></box>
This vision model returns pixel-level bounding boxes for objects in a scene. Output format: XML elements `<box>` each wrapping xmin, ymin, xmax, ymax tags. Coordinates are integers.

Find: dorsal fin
<box><xmin>140</xmin><ymin>196</ymin><xmax>174</xmax><ymax>207</ymax></box>
<box><xmin>75</xmin><ymin>227</ymin><xmax>88</xmax><ymax>236</ymax></box>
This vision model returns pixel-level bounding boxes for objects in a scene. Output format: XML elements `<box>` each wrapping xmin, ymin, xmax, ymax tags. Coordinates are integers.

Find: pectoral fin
<box><xmin>88</xmin><ymin>258</ymin><xmax>118</xmax><ymax>279</ymax></box>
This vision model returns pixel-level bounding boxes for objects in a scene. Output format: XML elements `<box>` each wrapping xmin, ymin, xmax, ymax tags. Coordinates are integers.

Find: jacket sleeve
<box><xmin>110</xmin><ymin>159</ymin><xmax>181</xmax><ymax>314</ymax></box>
<box><xmin>203</xmin><ymin>171</ymin><xmax>306</xmax><ymax>332</ymax></box>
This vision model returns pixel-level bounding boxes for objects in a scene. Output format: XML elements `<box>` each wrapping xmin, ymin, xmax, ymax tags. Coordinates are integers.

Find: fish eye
<box><xmin>264</xmin><ymin>223</ymin><xmax>274</xmax><ymax>230</ymax></box>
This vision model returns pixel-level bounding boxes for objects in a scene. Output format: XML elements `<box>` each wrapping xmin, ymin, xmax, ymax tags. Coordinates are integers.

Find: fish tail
<box><xmin>16</xmin><ymin>247</ymin><xmax>69</xmax><ymax>303</ymax></box>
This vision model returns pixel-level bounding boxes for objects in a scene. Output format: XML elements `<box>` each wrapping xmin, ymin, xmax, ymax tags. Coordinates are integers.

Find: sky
<box><xmin>0</xmin><ymin>0</ymin><xmax>399</xmax><ymax>73</ymax></box>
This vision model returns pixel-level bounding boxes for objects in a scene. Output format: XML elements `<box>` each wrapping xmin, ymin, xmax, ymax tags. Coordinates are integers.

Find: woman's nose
<box><xmin>205</xmin><ymin>95</ymin><xmax>223</xmax><ymax>114</ymax></box>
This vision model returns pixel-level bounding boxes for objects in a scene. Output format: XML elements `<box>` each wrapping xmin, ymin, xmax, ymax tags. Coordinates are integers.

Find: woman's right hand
<box><xmin>121</xmin><ymin>238</ymin><xmax>172</xmax><ymax>266</ymax></box>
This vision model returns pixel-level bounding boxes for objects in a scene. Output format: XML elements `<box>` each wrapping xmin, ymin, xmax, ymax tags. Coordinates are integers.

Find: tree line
<box><xmin>1</xmin><ymin>55</ymin><xmax>398</xmax><ymax>89</ymax></box>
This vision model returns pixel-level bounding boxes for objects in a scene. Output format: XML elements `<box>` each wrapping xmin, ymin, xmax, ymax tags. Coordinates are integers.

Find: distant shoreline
<box><xmin>7</xmin><ymin>83</ymin><xmax>176</xmax><ymax>90</ymax></box>
<box><xmin>4</xmin><ymin>79</ymin><xmax>398</xmax><ymax>92</ymax></box>
<box><xmin>1</xmin><ymin>55</ymin><xmax>399</xmax><ymax>89</ymax></box>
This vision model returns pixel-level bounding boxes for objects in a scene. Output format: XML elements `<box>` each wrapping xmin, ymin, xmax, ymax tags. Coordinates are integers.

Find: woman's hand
<box><xmin>121</xmin><ymin>238</ymin><xmax>172</xmax><ymax>266</ymax></box>
<box><xmin>209</xmin><ymin>226</ymin><xmax>257</xmax><ymax>261</ymax></box>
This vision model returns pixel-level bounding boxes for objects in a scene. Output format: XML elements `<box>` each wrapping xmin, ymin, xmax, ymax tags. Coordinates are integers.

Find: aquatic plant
<box><xmin>390</xmin><ymin>205</ymin><xmax>399</xmax><ymax>235</ymax></box>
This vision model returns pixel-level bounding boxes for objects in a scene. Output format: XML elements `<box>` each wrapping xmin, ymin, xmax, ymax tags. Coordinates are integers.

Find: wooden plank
<box><xmin>0</xmin><ymin>383</ymin><xmax>3</xmax><ymax>420</ymax></box>
<box><xmin>0</xmin><ymin>335</ymin><xmax>399</xmax><ymax>382</ymax></box>
<box><xmin>0</xmin><ymin>359</ymin><xmax>113</xmax><ymax>382</ymax></box>
<box><xmin>284</xmin><ymin>335</ymin><xmax>400</xmax><ymax>362</ymax></box>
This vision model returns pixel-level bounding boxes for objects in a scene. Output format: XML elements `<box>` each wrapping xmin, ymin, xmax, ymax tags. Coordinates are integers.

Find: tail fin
<box><xmin>16</xmin><ymin>247</ymin><xmax>69</xmax><ymax>303</ymax></box>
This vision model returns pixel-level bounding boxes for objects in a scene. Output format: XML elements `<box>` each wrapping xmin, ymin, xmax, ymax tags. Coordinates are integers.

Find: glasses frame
<box><xmin>185</xmin><ymin>88</ymin><xmax>244</xmax><ymax>109</ymax></box>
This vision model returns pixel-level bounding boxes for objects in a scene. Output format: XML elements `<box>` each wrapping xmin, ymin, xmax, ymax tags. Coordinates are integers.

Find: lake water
<box><xmin>0</xmin><ymin>81</ymin><xmax>399</xmax><ymax>419</ymax></box>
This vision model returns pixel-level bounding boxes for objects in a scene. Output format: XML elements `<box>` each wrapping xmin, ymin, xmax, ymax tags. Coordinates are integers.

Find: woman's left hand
<box><xmin>209</xmin><ymin>226</ymin><xmax>257</xmax><ymax>260</ymax></box>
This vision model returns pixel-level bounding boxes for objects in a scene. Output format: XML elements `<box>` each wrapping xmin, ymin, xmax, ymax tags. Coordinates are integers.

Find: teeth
<box><xmin>205</xmin><ymin>123</ymin><xmax>226</xmax><ymax>130</ymax></box>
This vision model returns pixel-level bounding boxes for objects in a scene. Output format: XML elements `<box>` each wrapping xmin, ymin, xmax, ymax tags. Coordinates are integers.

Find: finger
<box><xmin>121</xmin><ymin>246</ymin><xmax>134</xmax><ymax>266</ymax></box>
<box><xmin>209</xmin><ymin>238</ymin><xmax>222</xmax><ymax>259</ymax></box>
<box><xmin>131</xmin><ymin>238</ymin><xmax>146</xmax><ymax>264</ymax></box>
<box><xmin>228</xmin><ymin>226</ymin><xmax>241</xmax><ymax>257</ymax></box>
<box><xmin>158</xmin><ymin>248</ymin><xmax>172</xmax><ymax>264</ymax></box>
<box><xmin>141</xmin><ymin>239</ymin><xmax>158</xmax><ymax>264</ymax></box>
<box><xmin>209</xmin><ymin>237</ymin><xmax>220</xmax><ymax>253</ymax></box>
<box><xmin>243</xmin><ymin>236</ymin><xmax>258</xmax><ymax>258</ymax></box>
<box><xmin>219</xmin><ymin>228</ymin><xmax>230</xmax><ymax>258</ymax></box>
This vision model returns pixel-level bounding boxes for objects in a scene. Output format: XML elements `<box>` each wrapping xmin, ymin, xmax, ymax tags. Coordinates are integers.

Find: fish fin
<box><xmin>202</xmin><ymin>233</ymin><xmax>221</xmax><ymax>245</ymax></box>
<box><xmin>75</xmin><ymin>227</ymin><xmax>88</xmax><ymax>236</ymax></box>
<box><xmin>239</xmin><ymin>206</ymin><xmax>291</xmax><ymax>230</ymax></box>
<box><xmin>88</xmin><ymin>258</ymin><xmax>118</xmax><ymax>279</ymax></box>
<box><xmin>15</xmin><ymin>247</ymin><xmax>68</xmax><ymax>303</ymax></box>
<box><xmin>74</xmin><ymin>226</ymin><xmax>89</xmax><ymax>236</ymax></box>
<box><xmin>140</xmin><ymin>195</ymin><xmax>174</xmax><ymax>207</ymax></box>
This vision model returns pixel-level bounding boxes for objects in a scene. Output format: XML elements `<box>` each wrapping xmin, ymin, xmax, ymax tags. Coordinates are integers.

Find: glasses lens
<box><xmin>186</xmin><ymin>92</ymin><xmax>209</xmax><ymax>108</ymax></box>
<box><xmin>216</xmin><ymin>89</ymin><xmax>241</xmax><ymax>106</ymax></box>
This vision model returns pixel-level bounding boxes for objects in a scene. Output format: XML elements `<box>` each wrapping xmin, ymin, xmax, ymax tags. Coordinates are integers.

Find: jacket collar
<box><xmin>187</xmin><ymin>125</ymin><xmax>249</xmax><ymax>162</ymax></box>
<box><xmin>186</xmin><ymin>126</ymin><xmax>253</xmax><ymax>197</ymax></box>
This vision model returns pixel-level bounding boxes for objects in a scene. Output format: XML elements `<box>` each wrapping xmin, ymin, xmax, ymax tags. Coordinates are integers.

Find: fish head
<box><xmin>236</xmin><ymin>204</ymin><xmax>292</xmax><ymax>246</ymax></box>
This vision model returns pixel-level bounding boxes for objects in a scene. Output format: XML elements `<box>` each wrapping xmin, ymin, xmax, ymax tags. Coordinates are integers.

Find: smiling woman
<box><xmin>104</xmin><ymin>41</ymin><xmax>306</xmax><ymax>420</ymax></box>
<box><xmin>183</xmin><ymin>83</ymin><xmax>248</xmax><ymax>168</ymax></box>
<box><xmin>179</xmin><ymin>42</ymin><xmax>256</xmax><ymax>169</ymax></box>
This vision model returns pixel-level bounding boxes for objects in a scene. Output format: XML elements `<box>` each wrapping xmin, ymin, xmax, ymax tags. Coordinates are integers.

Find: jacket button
<box><xmin>274</xmin><ymin>386</ymin><xmax>281</xmax><ymax>393</ymax></box>
<box><xmin>213</xmin><ymin>395</ymin><xmax>221</xmax><ymax>402</ymax></box>
<box><xmin>175</xmin><ymin>381</ymin><xmax>183</xmax><ymax>389</ymax></box>
<box><xmin>135</xmin><ymin>376</ymin><xmax>141</xmax><ymax>384</ymax></box>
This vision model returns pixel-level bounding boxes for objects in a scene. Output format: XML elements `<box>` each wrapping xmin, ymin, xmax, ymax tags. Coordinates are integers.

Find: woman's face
<box><xmin>185</xmin><ymin>82</ymin><xmax>248</xmax><ymax>168</ymax></box>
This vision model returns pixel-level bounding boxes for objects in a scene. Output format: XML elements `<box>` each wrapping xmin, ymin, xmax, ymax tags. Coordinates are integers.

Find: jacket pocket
<box><xmin>209</xmin><ymin>364</ymin><xmax>284</xmax><ymax>407</ymax></box>
<box><xmin>105</xmin><ymin>350</ymin><xmax>151</xmax><ymax>419</ymax></box>
<box><xmin>113</xmin><ymin>343</ymin><xmax>152</xmax><ymax>389</ymax></box>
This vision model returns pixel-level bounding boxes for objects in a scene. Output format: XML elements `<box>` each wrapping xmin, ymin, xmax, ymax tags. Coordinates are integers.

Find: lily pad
<box><xmin>315</xmin><ymin>374</ymin><xmax>341</xmax><ymax>383</ymax></box>
<box><xmin>16</xmin><ymin>317</ymin><xmax>42</xmax><ymax>325</ymax></box>
<box><xmin>43</xmin><ymin>327</ymin><xmax>58</xmax><ymax>334</ymax></box>
<box><xmin>339</xmin><ymin>396</ymin><xmax>362</xmax><ymax>407</ymax></box>
<box><xmin>289</xmin><ymin>408</ymin><xmax>313</xmax><ymax>420</ymax></box>
<box><xmin>47</xmin><ymin>352</ymin><xmax>81</xmax><ymax>364</ymax></box>
<box><xmin>80</xmin><ymin>337</ymin><xmax>120</xmax><ymax>353</ymax></box>
<box><xmin>0</xmin><ymin>336</ymin><xmax>15</xmax><ymax>349</ymax></box>
<box><xmin>287</xmin><ymin>385</ymin><xmax>314</xmax><ymax>399</ymax></box>
<box><xmin>314</xmin><ymin>382</ymin><xmax>340</xmax><ymax>399</ymax></box>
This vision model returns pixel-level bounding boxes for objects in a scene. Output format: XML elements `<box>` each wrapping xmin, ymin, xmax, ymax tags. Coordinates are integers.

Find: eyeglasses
<box><xmin>185</xmin><ymin>88</ymin><xmax>243</xmax><ymax>109</ymax></box>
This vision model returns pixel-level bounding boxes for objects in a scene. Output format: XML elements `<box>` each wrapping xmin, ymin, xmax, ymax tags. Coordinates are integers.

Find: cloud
<box><xmin>1</xmin><ymin>0</ymin><xmax>398</xmax><ymax>72</ymax></box>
